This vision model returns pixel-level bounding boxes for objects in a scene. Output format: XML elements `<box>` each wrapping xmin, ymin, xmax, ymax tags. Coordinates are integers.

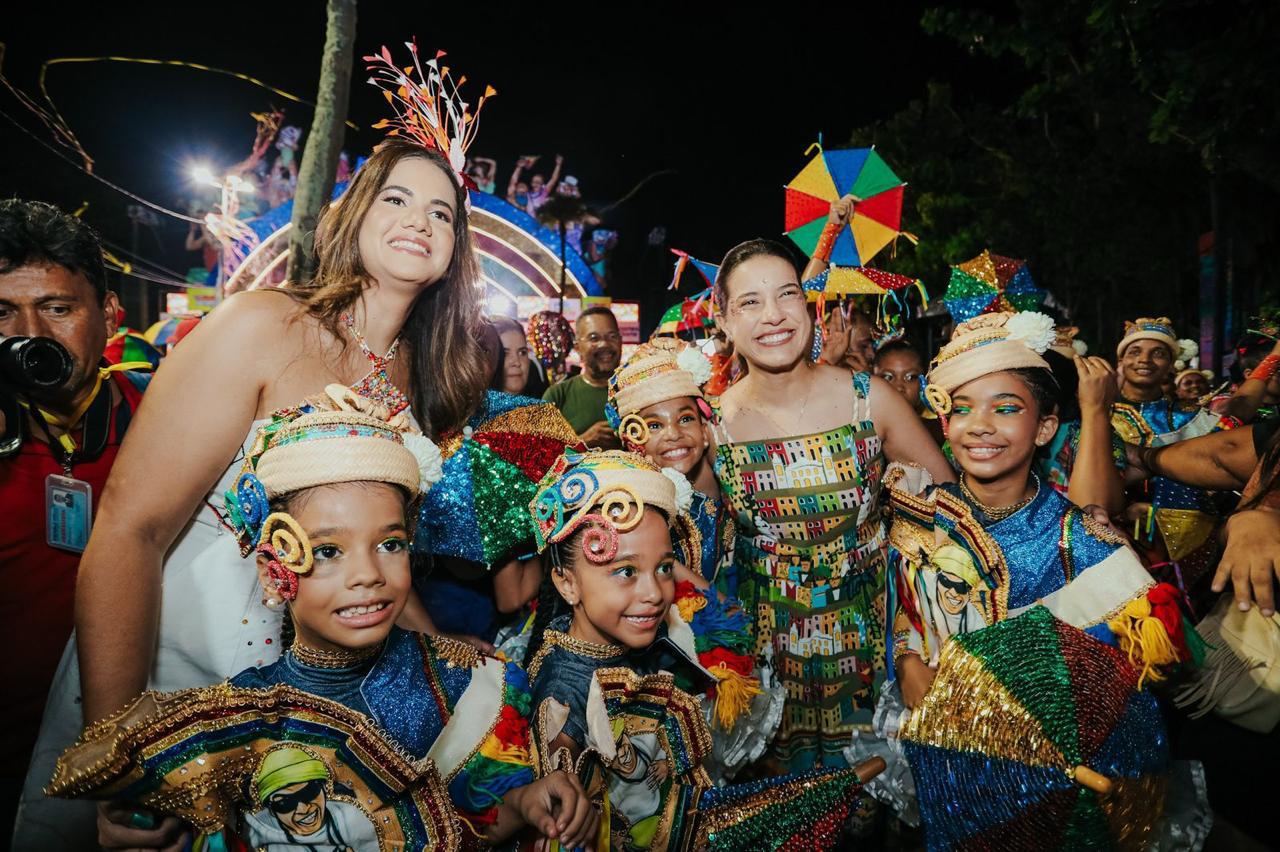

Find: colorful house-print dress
<box><xmin>714</xmin><ymin>372</ymin><xmax>887</xmax><ymax>770</ymax></box>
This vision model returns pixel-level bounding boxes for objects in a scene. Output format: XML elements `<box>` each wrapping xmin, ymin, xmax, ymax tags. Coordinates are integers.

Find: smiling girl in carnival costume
<box><xmin>606</xmin><ymin>338</ymin><xmax>786</xmax><ymax>778</ymax></box>
<box><xmin>887</xmin><ymin>312</ymin><xmax>1197</xmax><ymax>704</ymax></box>
<box><xmin>523</xmin><ymin>449</ymin><xmax>885</xmax><ymax>850</ymax></box>
<box><xmin>48</xmin><ymin>387</ymin><xmax>598</xmax><ymax>851</ymax></box>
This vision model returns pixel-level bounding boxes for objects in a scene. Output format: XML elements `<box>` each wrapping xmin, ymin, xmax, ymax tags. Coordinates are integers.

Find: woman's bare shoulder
<box><xmin>201</xmin><ymin>289</ymin><xmax>317</xmax><ymax>345</ymax></box>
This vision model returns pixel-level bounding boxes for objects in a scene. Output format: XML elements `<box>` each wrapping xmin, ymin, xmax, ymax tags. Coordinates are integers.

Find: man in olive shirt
<box><xmin>543</xmin><ymin>305</ymin><xmax>622</xmax><ymax>448</ymax></box>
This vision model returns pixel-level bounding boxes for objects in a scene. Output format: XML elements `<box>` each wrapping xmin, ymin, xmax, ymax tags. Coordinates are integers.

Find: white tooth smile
<box><xmin>757</xmin><ymin>331</ymin><xmax>793</xmax><ymax>345</ymax></box>
<box><xmin>966</xmin><ymin>447</ymin><xmax>1005</xmax><ymax>459</ymax></box>
<box><xmin>338</xmin><ymin>602</ymin><xmax>388</xmax><ymax>618</ymax></box>
<box><xmin>624</xmin><ymin>615</ymin><xmax>659</xmax><ymax>627</ymax></box>
<box><xmin>661</xmin><ymin>448</ymin><xmax>691</xmax><ymax>459</ymax></box>
<box><xmin>390</xmin><ymin>239</ymin><xmax>429</xmax><ymax>256</ymax></box>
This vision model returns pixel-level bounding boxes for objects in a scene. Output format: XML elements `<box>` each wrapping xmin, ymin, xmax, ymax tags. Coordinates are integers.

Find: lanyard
<box><xmin>21</xmin><ymin>362</ymin><xmax>150</xmax><ymax>472</ymax></box>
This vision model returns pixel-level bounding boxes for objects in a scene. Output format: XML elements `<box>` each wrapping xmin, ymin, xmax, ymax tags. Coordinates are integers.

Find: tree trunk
<box><xmin>286</xmin><ymin>0</ymin><xmax>357</xmax><ymax>285</ymax></box>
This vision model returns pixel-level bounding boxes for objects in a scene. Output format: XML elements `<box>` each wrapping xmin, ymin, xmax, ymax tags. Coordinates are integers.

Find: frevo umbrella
<box><xmin>785</xmin><ymin>146</ymin><xmax>912</xmax><ymax>267</ymax></box>
<box><xmin>416</xmin><ymin>390</ymin><xmax>581</xmax><ymax>565</ymax></box>
<box><xmin>942</xmin><ymin>250</ymin><xmax>1046</xmax><ymax>324</ymax></box>
<box><xmin>900</xmin><ymin>605</ymin><xmax>1170</xmax><ymax>851</ymax></box>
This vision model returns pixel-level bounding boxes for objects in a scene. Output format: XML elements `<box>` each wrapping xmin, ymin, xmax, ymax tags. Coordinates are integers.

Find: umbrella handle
<box><xmin>1071</xmin><ymin>765</ymin><xmax>1113</xmax><ymax>796</ymax></box>
<box><xmin>853</xmin><ymin>756</ymin><xmax>887</xmax><ymax>784</ymax></box>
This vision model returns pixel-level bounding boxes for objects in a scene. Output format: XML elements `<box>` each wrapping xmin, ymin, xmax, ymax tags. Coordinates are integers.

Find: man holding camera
<box><xmin>0</xmin><ymin>199</ymin><xmax>148</xmax><ymax>837</ymax></box>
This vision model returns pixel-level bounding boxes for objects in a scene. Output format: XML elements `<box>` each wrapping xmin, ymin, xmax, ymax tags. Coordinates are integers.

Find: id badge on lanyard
<box><xmin>46</xmin><ymin>473</ymin><xmax>93</xmax><ymax>553</ymax></box>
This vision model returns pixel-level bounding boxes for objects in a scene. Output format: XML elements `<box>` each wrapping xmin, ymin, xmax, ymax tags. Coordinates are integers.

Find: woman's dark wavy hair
<box><xmin>711</xmin><ymin>238</ymin><xmax>798</xmax><ymax>313</ymax></box>
<box><xmin>287</xmin><ymin>140</ymin><xmax>486</xmax><ymax>437</ymax></box>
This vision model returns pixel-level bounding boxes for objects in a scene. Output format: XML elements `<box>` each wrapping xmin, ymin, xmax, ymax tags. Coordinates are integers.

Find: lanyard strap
<box><xmin>21</xmin><ymin>362</ymin><xmax>150</xmax><ymax>467</ymax></box>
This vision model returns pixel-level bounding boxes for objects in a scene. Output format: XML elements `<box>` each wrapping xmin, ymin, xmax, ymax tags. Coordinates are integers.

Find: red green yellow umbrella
<box><xmin>785</xmin><ymin>146</ymin><xmax>913</xmax><ymax>266</ymax></box>
<box><xmin>900</xmin><ymin>606</ymin><xmax>1170</xmax><ymax>851</ymax></box>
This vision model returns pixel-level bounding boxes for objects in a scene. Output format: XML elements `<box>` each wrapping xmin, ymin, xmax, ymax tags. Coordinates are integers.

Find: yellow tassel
<box><xmin>709</xmin><ymin>664</ymin><xmax>762</xmax><ymax>731</ymax></box>
<box><xmin>1108</xmin><ymin>595</ymin><xmax>1179</xmax><ymax>689</ymax></box>
<box><xmin>676</xmin><ymin>593</ymin><xmax>708</xmax><ymax>624</ymax></box>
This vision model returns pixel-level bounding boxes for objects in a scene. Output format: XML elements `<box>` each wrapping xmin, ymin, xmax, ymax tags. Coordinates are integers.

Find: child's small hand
<box><xmin>897</xmin><ymin>653</ymin><xmax>937</xmax><ymax>709</ymax></box>
<box><xmin>516</xmin><ymin>770</ymin><xmax>599</xmax><ymax>851</ymax></box>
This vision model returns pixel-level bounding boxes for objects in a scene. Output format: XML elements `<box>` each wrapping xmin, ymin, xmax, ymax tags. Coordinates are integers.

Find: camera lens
<box><xmin>0</xmin><ymin>336</ymin><xmax>75</xmax><ymax>390</ymax></box>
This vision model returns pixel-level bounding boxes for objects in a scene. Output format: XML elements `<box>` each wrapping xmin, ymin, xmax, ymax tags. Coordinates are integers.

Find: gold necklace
<box><xmin>289</xmin><ymin>640</ymin><xmax>383</xmax><ymax>669</ymax></box>
<box><xmin>959</xmin><ymin>475</ymin><xmax>1038</xmax><ymax>522</ymax></box>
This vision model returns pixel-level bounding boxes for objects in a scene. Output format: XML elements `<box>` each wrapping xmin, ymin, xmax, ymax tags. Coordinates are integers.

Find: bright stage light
<box><xmin>190</xmin><ymin>164</ymin><xmax>218</xmax><ymax>187</ymax></box>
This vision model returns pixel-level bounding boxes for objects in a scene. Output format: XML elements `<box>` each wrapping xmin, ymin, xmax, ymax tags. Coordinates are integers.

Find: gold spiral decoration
<box><xmin>923</xmin><ymin>383</ymin><xmax>953</xmax><ymax>416</ymax></box>
<box><xmin>260</xmin><ymin>512</ymin><xmax>315</xmax><ymax>575</ymax></box>
<box><xmin>596</xmin><ymin>485</ymin><xmax>646</xmax><ymax>532</ymax></box>
<box><xmin>618</xmin><ymin>413</ymin><xmax>649</xmax><ymax>448</ymax></box>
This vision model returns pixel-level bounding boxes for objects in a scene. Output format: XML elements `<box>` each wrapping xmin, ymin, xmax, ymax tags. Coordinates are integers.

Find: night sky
<box><xmin>1</xmin><ymin>3</ymin><xmax>1012</xmax><ymax>322</ymax></box>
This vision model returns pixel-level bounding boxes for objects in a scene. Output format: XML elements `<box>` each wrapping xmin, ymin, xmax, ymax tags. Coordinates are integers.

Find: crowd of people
<box><xmin>3</xmin><ymin>54</ymin><xmax>1279</xmax><ymax>852</ymax></box>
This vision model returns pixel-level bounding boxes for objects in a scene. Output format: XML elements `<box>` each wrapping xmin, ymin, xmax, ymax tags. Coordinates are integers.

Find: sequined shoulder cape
<box><xmin>883</xmin><ymin>464</ymin><xmax>1155</xmax><ymax>674</ymax></box>
<box><xmin>48</xmin><ymin>628</ymin><xmax>534</xmax><ymax>848</ymax></box>
<box><xmin>527</xmin><ymin>615</ymin><xmax>877</xmax><ymax>850</ymax></box>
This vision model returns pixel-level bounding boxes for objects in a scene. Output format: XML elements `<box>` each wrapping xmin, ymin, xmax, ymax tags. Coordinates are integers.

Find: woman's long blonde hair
<box><xmin>289</xmin><ymin>140</ymin><xmax>486</xmax><ymax>437</ymax></box>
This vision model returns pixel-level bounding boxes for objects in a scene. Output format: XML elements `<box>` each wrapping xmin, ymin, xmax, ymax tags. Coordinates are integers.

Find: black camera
<box><xmin>0</xmin><ymin>335</ymin><xmax>74</xmax><ymax>390</ymax></box>
<box><xmin>1</xmin><ymin>336</ymin><xmax>75</xmax><ymax>454</ymax></box>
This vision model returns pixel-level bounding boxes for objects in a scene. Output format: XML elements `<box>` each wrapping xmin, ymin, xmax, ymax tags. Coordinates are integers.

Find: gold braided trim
<box><xmin>527</xmin><ymin>628</ymin><xmax>625</xmax><ymax>680</ymax></box>
<box><xmin>430</xmin><ymin>635</ymin><xmax>484</xmax><ymax>670</ymax></box>
<box><xmin>46</xmin><ymin>683</ymin><xmax>462</xmax><ymax>849</ymax></box>
<box><xmin>289</xmin><ymin>640</ymin><xmax>382</xmax><ymax>669</ymax></box>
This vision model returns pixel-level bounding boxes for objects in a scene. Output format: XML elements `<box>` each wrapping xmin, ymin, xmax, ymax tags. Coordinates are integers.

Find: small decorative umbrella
<box><xmin>900</xmin><ymin>605</ymin><xmax>1170</xmax><ymax>851</ymax></box>
<box><xmin>802</xmin><ymin>266</ymin><xmax>929</xmax><ymax>347</ymax></box>
<box><xmin>785</xmin><ymin>146</ymin><xmax>913</xmax><ymax>267</ymax></box>
<box><xmin>942</xmin><ymin>250</ymin><xmax>1046</xmax><ymax>324</ymax></box>
<box><xmin>416</xmin><ymin>390</ymin><xmax>581</xmax><ymax>565</ymax></box>
<box><xmin>103</xmin><ymin>328</ymin><xmax>162</xmax><ymax>369</ymax></box>
<box><xmin>657</xmin><ymin>289</ymin><xmax>715</xmax><ymax>336</ymax></box>
<box><xmin>142</xmin><ymin>317</ymin><xmax>183</xmax><ymax>347</ymax></box>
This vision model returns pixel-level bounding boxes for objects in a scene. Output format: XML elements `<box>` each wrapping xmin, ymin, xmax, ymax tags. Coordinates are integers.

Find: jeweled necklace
<box><xmin>289</xmin><ymin>640</ymin><xmax>383</xmax><ymax>669</ymax></box>
<box><xmin>959</xmin><ymin>474</ymin><xmax>1038</xmax><ymax>522</ymax></box>
<box><xmin>341</xmin><ymin>311</ymin><xmax>410</xmax><ymax>416</ymax></box>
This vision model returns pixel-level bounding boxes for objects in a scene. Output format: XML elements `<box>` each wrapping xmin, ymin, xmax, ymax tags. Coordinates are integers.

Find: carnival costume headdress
<box><xmin>224</xmin><ymin>385</ymin><xmax>443</xmax><ymax>601</ymax></box>
<box><xmin>364</xmin><ymin>39</ymin><xmax>495</xmax><ymax>201</ymax></box>
<box><xmin>1116</xmin><ymin>317</ymin><xmax>1178</xmax><ymax>359</ymax></box>
<box><xmin>605</xmin><ymin>337</ymin><xmax>713</xmax><ymax>451</ymax></box>
<box><xmin>1049</xmin><ymin>325</ymin><xmax>1087</xmax><ymax>359</ymax></box>
<box><xmin>923</xmin><ymin>311</ymin><xmax>1055</xmax><ymax>416</ymax></box>
<box><xmin>530</xmin><ymin>449</ymin><xmax>686</xmax><ymax>567</ymax></box>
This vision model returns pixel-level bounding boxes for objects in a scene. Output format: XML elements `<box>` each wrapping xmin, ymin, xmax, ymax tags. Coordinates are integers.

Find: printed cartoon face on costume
<box><xmin>876</xmin><ymin>348</ymin><xmax>926</xmax><ymax>411</ymax></box>
<box><xmin>575</xmin><ymin>311</ymin><xmax>623</xmax><ymax>380</ymax></box>
<box><xmin>636</xmin><ymin>397</ymin><xmax>707</xmax><ymax>477</ymax></box>
<box><xmin>356</xmin><ymin>156</ymin><xmax>457</xmax><ymax>290</ymax></box>
<box><xmin>1176</xmin><ymin>371</ymin><xmax>1210</xmax><ymax>402</ymax></box>
<box><xmin>935</xmin><ymin>570</ymin><xmax>972</xmax><ymax>616</ymax></box>
<box><xmin>0</xmin><ymin>263</ymin><xmax>119</xmax><ymax>408</ymax></box>
<box><xmin>947</xmin><ymin>371</ymin><xmax>1058</xmax><ymax>484</ymax></box>
<box><xmin>718</xmin><ymin>255</ymin><xmax>809</xmax><ymax>372</ymax></box>
<box><xmin>1119</xmin><ymin>338</ymin><xmax>1175</xmax><ymax>391</ymax></box>
<box><xmin>268</xmin><ymin>778</ymin><xmax>328</xmax><ymax>836</ymax></box>
<box><xmin>553</xmin><ymin>510</ymin><xmax>677</xmax><ymax>650</ymax></box>
<box><xmin>498</xmin><ymin>327</ymin><xmax>531</xmax><ymax>394</ymax></box>
<box><xmin>259</xmin><ymin>482</ymin><xmax>412</xmax><ymax>654</ymax></box>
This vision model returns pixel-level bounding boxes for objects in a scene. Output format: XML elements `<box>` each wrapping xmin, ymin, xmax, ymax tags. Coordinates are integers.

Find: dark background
<box><xmin>3</xmin><ymin>1</ymin><xmax>1276</xmax><ymax>358</ymax></box>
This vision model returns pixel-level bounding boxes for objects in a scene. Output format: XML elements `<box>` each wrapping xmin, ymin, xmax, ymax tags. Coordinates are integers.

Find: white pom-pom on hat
<box><xmin>1004</xmin><ymin>312</ymin><xmax>1057</xmax><ymax>354</ymax></box>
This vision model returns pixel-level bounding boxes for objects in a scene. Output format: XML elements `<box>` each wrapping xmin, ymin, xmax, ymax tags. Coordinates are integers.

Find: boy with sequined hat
<box><xmin>523</xmin><ymin>448</ymin><xmax>885</xmax><ymax>850</ymax></box>
<box><xmin>1112</xmin><ymin>316</ymin><xmax>1237</xmax><ymax>593</ymax></box>
<box><xmin>48</xmin><ymin>386</ymin><xmax>600</xmax><ymax>851</ymax></box>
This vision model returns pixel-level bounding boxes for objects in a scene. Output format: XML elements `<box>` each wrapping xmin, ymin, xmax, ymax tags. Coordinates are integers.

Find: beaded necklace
<box><xmin>959</xmin><ymin>474</ymin><xmax>1039</xmax><ymax>522</ymax></box>
<box><xmin>289</xmin><ymin>640</ymin><xmax>383</xmax><ymax>669</ymax></box>
<box><xmin>341</xmin><ymin>312</ymin><xmax>410</xmax><ymax>416</ymax></box>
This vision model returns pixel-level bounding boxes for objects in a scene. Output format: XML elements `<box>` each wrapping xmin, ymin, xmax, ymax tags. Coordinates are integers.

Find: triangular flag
<box><xmin>787</xmin><ymin>155</ymin><xmax>838</xmax><ymax>201</ymax></box>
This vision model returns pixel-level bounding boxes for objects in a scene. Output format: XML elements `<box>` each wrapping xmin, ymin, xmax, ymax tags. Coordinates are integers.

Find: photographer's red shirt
<box><xmin>0</xmin><ymin>371</ymin><xmax>146</xmax><ymax>778</ymax></box>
